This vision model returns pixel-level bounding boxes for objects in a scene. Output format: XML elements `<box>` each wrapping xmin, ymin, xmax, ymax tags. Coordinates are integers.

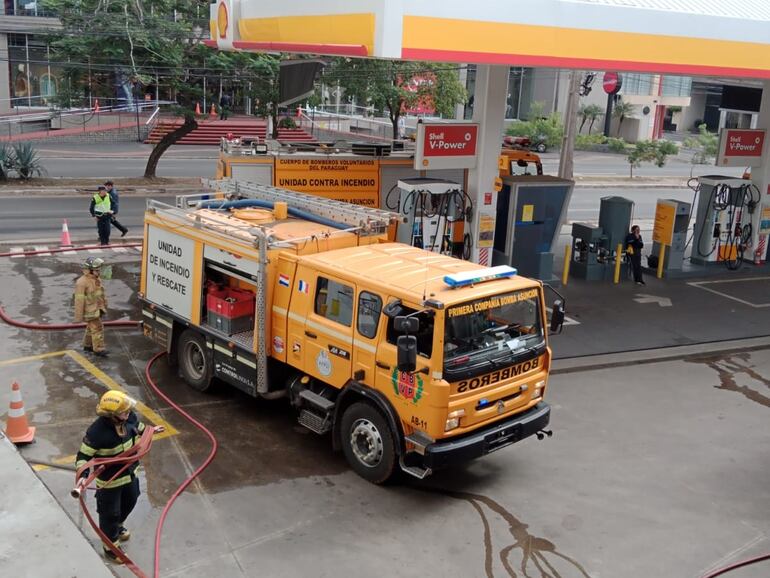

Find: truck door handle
<box><xmin>376</xmin><ymin>361</ymin><xmax>390</xmax><ymax>370</ymax></box>
<box><xmin>305</xmin><ymin>331</ymin><xmax>317</xmax><ymax>339</ymax></box>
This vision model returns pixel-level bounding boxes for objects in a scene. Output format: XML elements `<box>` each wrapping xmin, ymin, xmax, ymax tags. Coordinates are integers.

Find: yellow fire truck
<box><xmin>140</xmin><ymin>180</ymin><xmax>562</xmax><ymax>483</ymax></box>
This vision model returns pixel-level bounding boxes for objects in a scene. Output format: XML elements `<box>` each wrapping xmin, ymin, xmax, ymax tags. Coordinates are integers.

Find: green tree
<box><xmin>578</xmin><ymin>104</ymin><xmax>603</xmax><ymax>134</ymax></box>
<box><xmin>627</xmin><ymin>140</ymin><xmax>677</xmax><ymax>178</ymax></box>
<box><xmin>612</xmin><ymin>99</ymin><xmax>636</xmax><ymax>138</ymax></box>
<box><xmin>683</xmin><ymin>123</ymin><xmax>719</xmax><ymax>164</ymax></box>
<box><xmin>327</xmin><ymin>59</ymin><xmax>466</xmax><ymax>139</ymax></box>
<box><xmin>43</xmin><ymin>0</ymin><xmax>282</xmax><ymax>176</ymax></box>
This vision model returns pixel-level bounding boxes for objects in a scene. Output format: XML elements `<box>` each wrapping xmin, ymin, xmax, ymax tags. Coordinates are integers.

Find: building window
<box><xmin>622</xmin><ymin>73</ymin><xmax>654</xmax><ymax>96</ymax></box>
<box><xmin>661</xmin><ymin>76</ymin><xmax>692</xmax><ymax>98</ymax></box>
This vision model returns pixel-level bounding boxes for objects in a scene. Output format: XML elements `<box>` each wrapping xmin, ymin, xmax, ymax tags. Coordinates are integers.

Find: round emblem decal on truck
<box><xmin>391</xmin><ymin>369</ymin><xmax>423</xmax><ymax>404</ymax></box>
<box><xmin>273</xmin><ymin>336</ymin><xmax>284</xmax><ymax>354</ymax></box>
<box><xmin>316</xmin><ymin>350</ymin><xmax>332</xmax><ymax>376</ymax></box>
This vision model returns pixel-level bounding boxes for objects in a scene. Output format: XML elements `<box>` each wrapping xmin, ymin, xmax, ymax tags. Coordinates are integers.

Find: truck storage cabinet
<box><xmin>206</xmin><ymin>286</ymin><xmax>255</xmax><ymax>335</ymax></box>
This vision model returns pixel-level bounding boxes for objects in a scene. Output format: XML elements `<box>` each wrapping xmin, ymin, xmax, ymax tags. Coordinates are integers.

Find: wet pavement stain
<box><xmin>688</xmin><ymin>352</ymin><xmax>770</xmax><ymax>409</ymax></box>
<box><xmin>412</xmin><ymin>486</ymin><xmax>592</xmax><ymax>578</ymax></box>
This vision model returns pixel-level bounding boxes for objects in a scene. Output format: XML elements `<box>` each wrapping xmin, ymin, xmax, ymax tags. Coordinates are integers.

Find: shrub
<box><xmin>12</xmin><ymin>142</ymin><xmax>45</xmax><ymax>180</ymax></box>
<box><xmin>277</xmin><ymin>116</ymin><xmax>297</xmax><ymax>129</ymax></box>
<box><xmin>683</xmin><ymin>124</ymin><xmax>719</xmax><ymax>164</ymax></box>
<box><xmin>0</xmin><ymin>144</ymin><xmax>13</xmax><ymax>180</ymax></box>
<box><xmin>575</xmin><ymin>133</ymin><xmax>607</xmax><ymax>150</ymax></box>
<box><xmin>607</xmin><ymin>138</ymin><xmax>627</xmax><ymax>154</ymax></box>
<box><xmin>657</xmin><ymin>140</ymin><xmax>679</xmax><ymax>156</ymax></box>
<box><xmin>505</xmin><ymin>101</ymin><xmax>564</xmax><ymax>149</ymax></box>
<box><xmin>627</xmin><ymin>140</ymin><xmax>675</xmax><ymax>177</ymax></box>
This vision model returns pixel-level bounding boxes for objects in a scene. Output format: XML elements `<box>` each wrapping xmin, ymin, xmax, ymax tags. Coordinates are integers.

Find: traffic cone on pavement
<box><xmin>60</xmin><ymin>219</ymin><xmax>72</xmax><ymax>247</ymax></box>
<box><xmin>4</xmin><ymin>382</ymin><xmax>35</xmax><ymax>444</ymax></box>
<box><xmin>195</xmin><ymin>102</ymin><xmax>201</xmax><ymax>115</ymax></box>
<box><xmin>209</xmin><ymin>103</ymin><xmax>217</xmax><ymax>119</ymax></box>
<box><xmin>94</xmin><ymin>99</ymin><xmax>100</xmax><ymax>113</ymax></box>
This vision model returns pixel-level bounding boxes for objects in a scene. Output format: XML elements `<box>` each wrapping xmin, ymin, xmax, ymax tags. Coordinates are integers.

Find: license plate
<box><xmin>485</xmin><ymin>425</ymin><xmax>520</xmax><ymax>453</ymax></box>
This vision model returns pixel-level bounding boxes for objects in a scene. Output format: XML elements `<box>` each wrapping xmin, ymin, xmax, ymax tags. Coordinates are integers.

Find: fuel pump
<box><xmin>390</xmin><ymin>178</ymin><xmax>473</xmax><ymax>258</ymax></box>
<box><xmin>691</xmin><ymin>177</ymin><xmax>760</xmax><ymax>270</ymax></box>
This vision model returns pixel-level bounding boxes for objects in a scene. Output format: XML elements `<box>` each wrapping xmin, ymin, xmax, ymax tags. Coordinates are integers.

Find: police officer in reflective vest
<box><xmin>90</xmin><ymin>185</ymin><xmax>113</xmax><ymax>245</ymax></box>
<box><xmin>75</xmin><ymin>391</ymin><xmax>164</xmax><ymax>563</ymax></box>
<box><xmin>74</xmin><ymin>257</ymin><xmax>109</xmax><ymax>357</ymax></box>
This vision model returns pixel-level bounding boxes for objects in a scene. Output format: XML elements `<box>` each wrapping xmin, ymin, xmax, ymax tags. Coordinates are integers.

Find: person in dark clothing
<box><xmin>89</xmin><ymin>186</ymin><xmax>113</xmax><ymax>245</ymax></box>
<box><xmin>105</xmin><ymin>181</ymin><xmax>128</xmax><ymax>237</ymax></box>
<box><xmin>75</xmin><ymin>390</ymin><xmax>163</xmax><ymax>563</ymax></box>
<box><xmin>219</xmin><ymin>93</ymin><xmax>232</xmax><ymax>120</ymax></box>
<box><xmin>625</xmin><ymin>225</ymin><xmax>645</xmax><ymax>285</ymax></box>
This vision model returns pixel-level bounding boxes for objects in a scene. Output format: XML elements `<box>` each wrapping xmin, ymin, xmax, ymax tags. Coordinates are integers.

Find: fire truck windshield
<box><xmin>443</xmin><ymin>288</ymin><xmax>544</xmax><ymax>382</ymax></box>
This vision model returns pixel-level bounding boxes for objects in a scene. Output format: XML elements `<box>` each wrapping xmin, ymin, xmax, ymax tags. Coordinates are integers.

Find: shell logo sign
<box><xmin>217</xmin><ymin>1</ymin><xmax>229</xmax><ymax>39</ymax></box>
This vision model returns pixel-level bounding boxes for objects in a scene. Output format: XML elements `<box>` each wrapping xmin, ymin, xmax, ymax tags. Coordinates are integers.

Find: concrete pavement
<box><xmin>0</xmin><ymin>431</ymin><xmax>115</xmax><ymax>578</ymax></box>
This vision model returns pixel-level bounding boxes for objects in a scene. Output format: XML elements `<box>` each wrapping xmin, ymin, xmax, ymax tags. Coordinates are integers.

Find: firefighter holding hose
<box><xmin>74</xmin><ymin>257</ymin><xmax>109</xmax><ymax>357</ymax></box>
<box><xmin>75</xmin><ymin>390</ymin><xmax>164</xmax><ymax>563</ymax></box>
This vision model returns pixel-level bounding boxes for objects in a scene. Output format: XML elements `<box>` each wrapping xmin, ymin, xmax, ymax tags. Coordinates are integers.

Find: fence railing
<box><xmin>298</xmin><ymin>109</ymin><xmax>395</xmax><ymax>142</ymax></box>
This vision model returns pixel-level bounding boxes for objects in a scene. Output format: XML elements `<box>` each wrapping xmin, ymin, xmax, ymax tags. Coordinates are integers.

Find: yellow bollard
<box><xmin>657</xmin><ymin>244</ymin><xmax>666</xmax><ymax>279</ymax></box>
<box><xmin>562</xmin><ymin>244</ymin><xmax>571</xmax><ymax>286</ymax></box>
<box><xmin>614</xmin><ymin>243</ymin><xmax>623</xmax><ymax>284</ymax></box>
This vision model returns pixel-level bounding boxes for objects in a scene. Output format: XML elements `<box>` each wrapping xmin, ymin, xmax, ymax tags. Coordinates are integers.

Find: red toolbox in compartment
<box><xmin>206</xmin><ymin>286</ymin><xmax>255</xmax><ymax>318</ymax></box>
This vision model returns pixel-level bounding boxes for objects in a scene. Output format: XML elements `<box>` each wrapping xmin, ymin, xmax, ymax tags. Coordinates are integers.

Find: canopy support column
<box><xmin>752</xmin><ymin>80</ymin><xmax>770</xmax><ymax>257</ymax></box>
<box><xmin>467</xmin><ymin>64</ymin><xmax>509</xmax><ymax>265</ymax></box>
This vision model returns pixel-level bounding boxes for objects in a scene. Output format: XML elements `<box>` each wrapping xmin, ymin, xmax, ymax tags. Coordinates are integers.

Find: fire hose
<box><xmin>70</xmin><ymin>352</ymin><xmax>218</xmax><ymax>578</ymax></box>
<box><xmin>0</xmin><ymin>242</ymin><xmax>142</xmax><ymax>258</ymax></box>
<box><xmin>0</xmin><ymin>304</ymin><xmax>217</xmax><ymax>576</ymax></box>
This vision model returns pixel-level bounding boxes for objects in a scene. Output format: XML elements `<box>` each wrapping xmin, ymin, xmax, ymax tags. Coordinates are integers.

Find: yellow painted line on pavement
<box><xmin>0</xmin><ymin>349</ymin><xmax>180</xmax><ymax>471</ymax></box>
<box><xmin>66</xmin><ymin>350</ymin><xmax>179</xmax><ymax>438</ymax></box>
<box><xmin>0</xmin><ymin>350</ymin><xmax>68</xmax><ymax>367</ymax></box>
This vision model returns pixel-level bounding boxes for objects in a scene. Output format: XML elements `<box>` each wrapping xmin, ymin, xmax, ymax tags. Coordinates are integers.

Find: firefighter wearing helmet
<box><xmin>74</xmin><ymin>257</ymin><xmax>108</xmax><ymax>357</ymax></box>
<box><xmin>75</xmin><ymin>391</ymin><xmax>164</xmax><ymax>563</ymax></box>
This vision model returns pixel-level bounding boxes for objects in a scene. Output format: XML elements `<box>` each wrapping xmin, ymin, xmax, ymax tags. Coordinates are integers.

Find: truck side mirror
<box><xmin>397</xmin><ymin>335</ymin><xmax>417</xmax><ymax>373</ymax></box>
<box><xmin>394</xmin><ymin>315</ymin><xmax>419</xmax><ymax>333</ymax></box>
<box><xmin>550</xmin><ymin>300</ymin><xmax>565</xmax><ymax>334</ymax></box>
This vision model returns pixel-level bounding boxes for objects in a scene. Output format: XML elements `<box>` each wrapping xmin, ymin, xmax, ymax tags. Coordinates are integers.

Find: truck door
<box><xmin>304</xmin><ymin>274</ymin><xmax>355</xmax><ymax>388</ymax></box>
<box><xmin>352</xmin><ymin>290</ymin><xmax>384</xmax><ymax>387</ymax></box>
<box><xmin>375</xmin><ymin>301</ymin><xmax>434</xmax><ymax>411</ymax></box>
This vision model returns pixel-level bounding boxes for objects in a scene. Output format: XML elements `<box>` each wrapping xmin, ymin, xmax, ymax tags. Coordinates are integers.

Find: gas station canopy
<box><xmin>210</xmin><ymin>0</ymin><xmax>770</xmax><ymax>78</ymax></box>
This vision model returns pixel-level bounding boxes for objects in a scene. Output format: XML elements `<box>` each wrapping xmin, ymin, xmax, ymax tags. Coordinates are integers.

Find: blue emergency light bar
<box><xmin>443</xmin><ymin>266</ymin><xmax>517</xmax><ymax>288</ymax></box>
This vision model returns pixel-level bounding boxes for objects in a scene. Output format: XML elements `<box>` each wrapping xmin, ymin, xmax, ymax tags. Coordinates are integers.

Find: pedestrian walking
<box><xmin>104</xmin><ymin>181</ymin><xmax>128</xmax><ymax>237</ymax></box>
<box><xmin>90</xmin><ymin>186</ymin><xmax>113</xmax><ymax>245</ymax></box>
<box><xmin>625</xmin><ymin>225</ymin><xmax>645</xmax><ymax>285</ymax></box>
<box><xmin>219</xmin><ymin>93</ymin><xmax>232</xmax><ymax>120</ymax></box>
<box><xmin>75</xmin><ymin>390</ymin><xmax>164</xmax><ymax>563</ymax></box>
<box><xmin>74</xmin><ymin>257</ymin><xmax>109</xmax><ymax>357</ymax></box>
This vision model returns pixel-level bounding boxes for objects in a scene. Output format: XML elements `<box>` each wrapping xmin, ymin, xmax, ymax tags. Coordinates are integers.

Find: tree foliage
<box><xmin>506</xmin><ymin>102</ymin><xmax>564</xmax><ymax>149</ymax></box>
<box><xmin>683</xmin><ymin>123</ymin><xmax>719</xmax><ymax>164</ymax></box>
<box><xmin>612</xmin><ymin>99</ymin><xmax>636</xmax><ymax>138</ymax></box>
<box><xmin>578</xmin><ymin>103</ymin><xmax>604</xmax><ymax>134</ymax></box>
<box><xmin>627</xmin><ymin>139</ymin><xmax>678</xmax><ymax>177</ymax></box>
<box><xmin>42</xmin><ymin>0</ymin><xmax>282</xmax><ymax>174</ymax></box>
<box><xmin>326</xmin><ymin>59</ymin><xmax>466</xmax><ymax>138</ymax></box>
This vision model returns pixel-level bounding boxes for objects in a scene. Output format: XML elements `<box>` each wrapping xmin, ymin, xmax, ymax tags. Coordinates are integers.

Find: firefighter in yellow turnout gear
<box><xmin>74</xmin><ymin>257</ymin><xmax>109</xmax><ymax>357</ymax></box>
<box><xmin>75</xmin><ymin>391</ymin><xmax>163</xmax><ymax>563</ymax></box>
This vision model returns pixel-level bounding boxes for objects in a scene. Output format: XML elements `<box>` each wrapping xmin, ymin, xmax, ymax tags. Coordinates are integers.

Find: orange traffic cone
<box><xmin>4</xmin><ymin>382</ymin><xmax>35</xmax><ymax>444</ymax></box>
<box><xmin>94</xmin><ymin>99</ymin><xmax>100</xmax><ymax>113</ymax></box>
<box><xmin>60</xmin><ymin>219</ymin><xmax>72</xmax><ymax>247</ymax></box>
<box><xmin>195</xmin><ymin>102</ymin><xmax>201</xmax><ymax>115</ymax></box>
<box><xmin>209</xmin><ymin>103</ymin><xmax>217</xmax><ymax>119</ymax></box>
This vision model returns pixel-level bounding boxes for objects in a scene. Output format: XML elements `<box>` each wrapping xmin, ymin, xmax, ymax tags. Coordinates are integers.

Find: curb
<box><xmin>552</xmin><ymin>335</ymin><xmax>770</xmax><ymax>374</ymax></box>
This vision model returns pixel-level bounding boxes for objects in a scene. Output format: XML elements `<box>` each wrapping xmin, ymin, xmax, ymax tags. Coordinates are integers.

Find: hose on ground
<box><xmin>701</xmin><ymin>553</ymin><xmax>770</xmax><ymax>577</ymax></box>
<box><xmin>0</xmin><ymin>242</ymin><xmax>142</xmax><ymax>258</ymax></box>
<box><xmin>0</xmin><ymin>304</ymin><xmax>140</xmax><ymax>329</ymax></box>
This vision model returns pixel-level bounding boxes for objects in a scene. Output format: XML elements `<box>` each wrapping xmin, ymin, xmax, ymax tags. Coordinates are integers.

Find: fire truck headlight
<box><xmin>445</xmin><ymin>409</ymin><xmax>465</xmax><ymax>432</ymax></box>
<box><xmin>532</xmin><ymin>380</ymin><xmax>546</xmax><ymax>399</ymax></box>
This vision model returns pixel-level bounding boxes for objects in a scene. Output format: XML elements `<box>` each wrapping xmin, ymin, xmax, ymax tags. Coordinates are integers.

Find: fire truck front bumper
<box><xmin>420</xmin><ymin>403</ymin><xmax>551</xmax><ymax>469</ymax></box>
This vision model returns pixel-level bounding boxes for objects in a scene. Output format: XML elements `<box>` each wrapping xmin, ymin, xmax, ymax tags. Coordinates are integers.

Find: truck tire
<box><xmin>340</xmin><ymin>402</ymin><xmax>397</xmax><ymax>484</ymax></box>
<box><xmin>177</xmin><ymin>329</ymin><xmax>213</xmax><ymax>392</ymax></box>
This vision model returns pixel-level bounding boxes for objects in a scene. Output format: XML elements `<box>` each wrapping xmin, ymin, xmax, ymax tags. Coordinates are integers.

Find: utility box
<box><xmin>492</xmin><ymin>175</ymin><xmax>573</xmax><ymax>281</ymax></box>
<box><xmin>651</xmin><ymin>199</ymin><xmax>691</xmax><ymax>271</ymax></box>
<box><xmin>569</xmin><ymin>223</ymin><xmax>606</xmax><ymax>281</ymax></box>
<box><xmin>598</xmin><ymin>196</ymin><xmax>634</xmax><ymax>251</ymax></box>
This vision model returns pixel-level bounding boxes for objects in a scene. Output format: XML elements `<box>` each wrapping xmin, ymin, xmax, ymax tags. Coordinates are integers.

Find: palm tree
<box><xmin>579</xmin><ymin>104</ymin><xmax>604</xmax><ymax>133</ymax></box>
<box><xmin>612</xmin><ymin>99</ymin><xmax>635</xmax><ymax>138</ymax></box>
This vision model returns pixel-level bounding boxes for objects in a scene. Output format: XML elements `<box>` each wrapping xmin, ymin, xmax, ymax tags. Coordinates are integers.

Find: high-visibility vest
<box><xmin>93</xmin><ymin>193</ymin><xmax>111</xmax><ymax>215</ymax></box>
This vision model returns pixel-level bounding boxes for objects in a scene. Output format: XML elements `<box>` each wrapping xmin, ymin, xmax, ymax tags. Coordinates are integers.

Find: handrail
<box><xmin>145</xmin><ymin>107</ymin><xmax>161</xmax><ymax>126</ymax></box>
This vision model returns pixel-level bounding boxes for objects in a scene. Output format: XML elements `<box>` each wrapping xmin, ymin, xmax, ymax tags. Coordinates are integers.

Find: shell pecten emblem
<box><xmin>217</xmin><ymin>1</ymin><xmax>228</xmax><ymax>39</ymax></box>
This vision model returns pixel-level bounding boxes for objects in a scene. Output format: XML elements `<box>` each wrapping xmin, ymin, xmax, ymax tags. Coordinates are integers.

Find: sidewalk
<box><xmin>0</xmin><ymin>431</ymin><xmax>114</xmax><ymax>578</ymax></box>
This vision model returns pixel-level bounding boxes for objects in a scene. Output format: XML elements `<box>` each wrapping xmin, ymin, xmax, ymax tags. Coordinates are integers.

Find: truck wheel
<box><xmin>177</xmin><ymin>330</ymin><xmax>213</xmax><ymax>392</ymax></box>
<box><xmin>340</xmin><ymin>402</ymin><xmax>397</xmax><ymax>484</ymax></box>
<box><xmin>536</xmin><ymin>143</ymin><xmax>547</xmax><ymax>153</ymax></box>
